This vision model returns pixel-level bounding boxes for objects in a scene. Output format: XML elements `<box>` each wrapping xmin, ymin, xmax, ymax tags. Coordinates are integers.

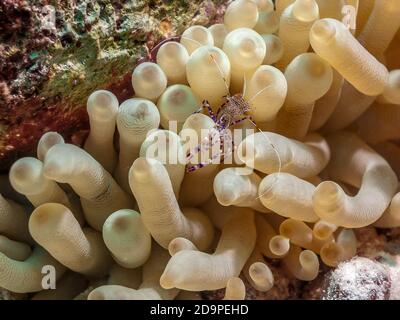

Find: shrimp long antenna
<box><xmin>245</xmin><ymin>83</ymin><xmax>273</xmax><ymax>122</ymax></box>
<box><xmin>243</xmin><ymin>75</ymin><xmax>248</xmax><ymax>98</ymax></box>
<box><xmin>255</xmin><ymin>130</ymin><xmax>282</xmax><ymax>200</ymax></box>
<box><xmin>209</xmin><ymin>52</ymin><xmax>231</xmax><ymax>96</ymax></box>
<box><xmin>243</xmin><ymin>120</ymin><xmax>282</xmax><ymax>201</ymax></box>
<box><xmin>149</xmin><ymin>36</ymin><xmax>181</xmax><ymax>57</ymax></box>
<box><xmin>247</xmin><ymin>84</ymin><xmax>273</xmax><ymax>104</ymax></box>
<box><xmin>180</xmin><ymin>35</ymin><xmax>231</xmax><ymax>97</ymax></box>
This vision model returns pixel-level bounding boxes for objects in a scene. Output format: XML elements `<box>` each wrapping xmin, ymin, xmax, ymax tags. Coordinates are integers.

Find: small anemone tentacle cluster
<box><xmin>1</xmin><ymin>0</ymin><xmax>400</xmax><ymax>300</ymax></box>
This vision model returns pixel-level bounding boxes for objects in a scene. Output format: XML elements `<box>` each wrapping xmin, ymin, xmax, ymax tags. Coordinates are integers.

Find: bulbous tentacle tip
<box><xmin>87</xmin><ymin>90</ymin><xmax>119</xmax><ymax>121</ymax></box>
<box><xmin>269</xmin><ymin>235</ymin><xmax>290</xmax><ymax>256</ymax></box>
<box><xmin>300</xmin><ymin>250</ymin><xmax>318</xmax><ymax>269</ymax></box>
<box><xmin>159</xmin><ymin>273</ymin><xmax>175</xmax><ymax>290</ymax></box>
<box><xmin>30</xmin><ymin>203</ymin><xmax>55</xmax><ymax>224</ymax></box>
<box><xmin>10</xmin><ymin>156</ymin><xmax>42</xmax><ymax>179</ymax></box>
<box><xmin>292</xmin><ymin>0</ymin><xmax>319</xmax><ymax>22</ymax></box>
<box><xmin>313</xmin><ymin>181</ymin><xmax>345</xmax><ymax>220</ymax></box>
<box><xmin>311</xmin><ymin>19</ymin><xmax>337</xmax><ymax>43</ymax></box>
<box><xmin>87</xmin><ymin>289</ymin><xmax>106</xmax><ymax>300</ymax></box>
<box><xmin>129</xmin><ymin>157</ymin><xmax>160</xmax><ymax>183</ymax></box>
<box><xmin>314</xmin><ymin>181</ymin><xmax>343</xmax><ymax>204</ymax></box>
<box><xmin>216</xmin><ymin>188</ymin><xmax>237</xmax><ymax>206</ymax></box>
